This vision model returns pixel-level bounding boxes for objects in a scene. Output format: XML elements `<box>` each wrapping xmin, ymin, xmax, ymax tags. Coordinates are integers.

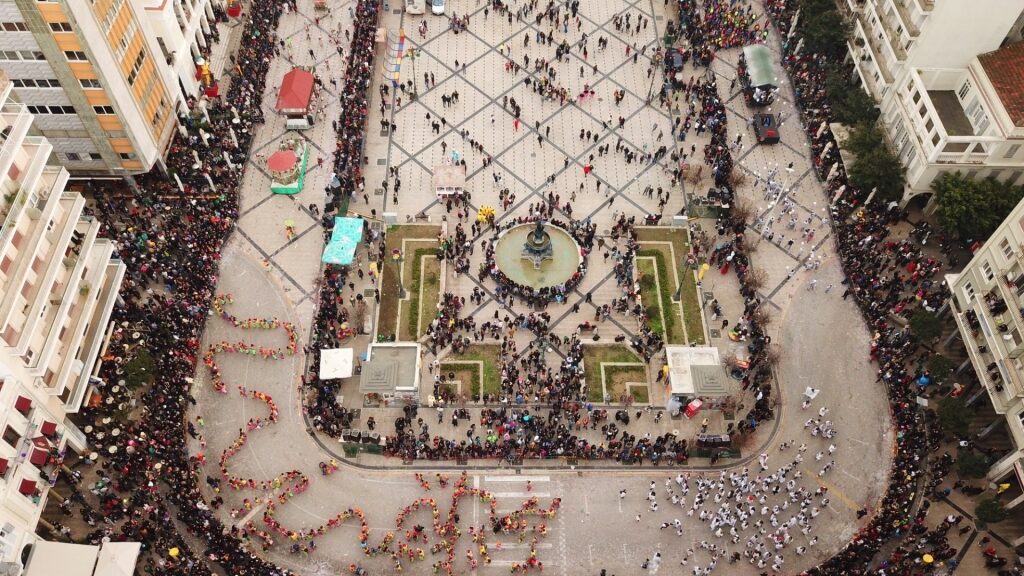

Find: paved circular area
<box><xmin>186</xmin><ymin>0</ymin><xmax>895</xmax><ymax>573</ymax></box>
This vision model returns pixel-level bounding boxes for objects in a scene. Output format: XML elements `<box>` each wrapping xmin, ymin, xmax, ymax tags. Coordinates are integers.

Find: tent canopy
<box><xmin>275</xmin><ymin>68</ymin><xmax>315</xmax><ymax>113</ymax></box>
<box><xmin>743</xmin><ymin>44</ymin><xmax>776</xmax><ymax>88</ymax></box>
<box><xmin>95</xmin><ymin>542</ymin><xmax>141</xmax><ymax>576</ymax></box>
<box><xmin>321</xmin><ymin>348</ymin><xmax>354</xmax><ymax>379</ymax></box>
<box><xmin>322</xmin><ymin>217</ymin><xmax>364</xmax><ymax>265</ymax></box>
<box><xmin>25</xmin><ymin>541</ymin><xmax>99</xmax><ymax>576</ymax></box>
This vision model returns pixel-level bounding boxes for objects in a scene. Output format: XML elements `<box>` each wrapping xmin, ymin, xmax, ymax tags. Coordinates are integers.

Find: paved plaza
<box><xmin>186</xmin><ymin>0</ymin><xmax>898</xmax><ymax>574</ymax></box>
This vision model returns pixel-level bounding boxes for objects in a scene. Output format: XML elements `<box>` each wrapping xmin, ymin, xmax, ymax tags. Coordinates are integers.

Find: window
<box><xmin>1000</xmin><ymin>238</ymin><xmax>1014</xmax><ymax>261</ymax></box>
<box><xmin>12</xmin><ymin>79</ymin><xmax>61</xmax><ymax>88</ymax></box>
<box><xmin>79</xmin><ymin>78</ymin><xmax>101</xmax><ymax>89</ymax></box>
<box><xmin>2</xmin><ymin>426</ymin><xmax>19</xmax><ymax>448</ymax></box>
<box><xmin>963</xmin><ymin>282</ymin><xmax>976</xmax><ymax>301</ymax></box>
<box><xmin>93</xmin><ymin>105</ymin><xmax>115</xmax><ymax>115</ymax></box>
<box><xmin>1004</xmin><ymin>144</ymin><xmax>1021</xmax><ymax>160</ymax></box>
<box><xmin>958</xmin><ymin>79</ymin><xmax>972</xmax><ymax>100</ymax></box>
<box><xmin>127</xmin><ymin>49</ymin><xmax>145</xmax><ymax>86</ymax></box>
<box><xmin>19</xmin><ymin>51</ymin><xmax>44</xmax><ymax>60</ymax></box>
<box><xmin>983</xmin><ymin>261</ymin><xmax>995</xmax><ymax>282</ymax></box>
<box><xmin>26</xmin><ymin>105</ymin><xmax>76</xmax><ymax>114</ymax></box>
<box><xmin>1</xmin><ymin>22</ymin><xmax>28</xmax><ymax>32</ymax></box>
<box><xmin>118</xmin><ymin>152</ymin><xmax>136</xmax><ymax>160</ymax></box>
<box><xmin>65</xmin><ymin>152</ymin><xmax>80</xmax><ymax>161</ymax></box>
<box><xmin>48</xmin><ymin>22</ymin><xmax>72</xmax><ymax>32</ymax></box>
<box><xmin>64</xmin><ymin>51</ymin><xmax>88</xmax><ymax>61</ymax></box>
<box><xmin>89</xmin><ymin>152</ymin><xmax>102</xmax><ymax>160</ymax></box>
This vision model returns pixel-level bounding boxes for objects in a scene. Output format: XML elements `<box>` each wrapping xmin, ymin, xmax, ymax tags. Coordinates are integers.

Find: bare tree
<box><xmin>721</xmin><ymin>351</ymin><xmax>740</xmax><ymax>370</ymax></box>
<box><xmin>751</xmin><ymin>306</ymin><xmax>773</xmax><ymax>329</ymax></box>
<box><xmin>684</xmin><ymin>164</ymin><xmax>705</xmax><ymax>187</ymax></box>
<box><xmin>728</xmin><ymin>166</ymin><xmax>747</xmax><ymax>188</ymax></box>
<box><xmin>743</xmin><ymin>267</ymin><xmax>768</xmax><ymax>292</ymax></box>
<box><xmin>763</xmin><ymin>344</ymin><xmax>782</xmax><ymax>368</ymax></box>
<box><xmin>730</xmin><ymin>198</ymin><xmax>755</xmax><ymax>226</ymax></box>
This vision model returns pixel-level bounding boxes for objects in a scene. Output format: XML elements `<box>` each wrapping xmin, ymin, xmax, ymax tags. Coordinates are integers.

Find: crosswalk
<box><xmin>472</xmin><ymin>475</ymin><xmax>560</xmax><ymax>569</ymax></box>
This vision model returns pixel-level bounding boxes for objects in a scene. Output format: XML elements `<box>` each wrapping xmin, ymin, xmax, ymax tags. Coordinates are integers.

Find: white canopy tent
<box><xmin>320</xmin><ymin>347</ymin><xmax>354</xmax><ymax>379</ymax></box>
<box><xmin>94</xmin><ymin>542</ymin><xmax>141</xmax><ymax>576</ymax></box>
<box><xmin>24</xmin><ymin>540</ymin><xmax>141</xmax><ymax>576</ymax></box>
<box><xmin>25</xmin><ymin>541</ymin><xmax>98</xmax><ymax>576</ymax></box>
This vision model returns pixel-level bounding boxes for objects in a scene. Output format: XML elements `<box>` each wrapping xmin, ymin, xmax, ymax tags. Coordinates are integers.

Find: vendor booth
<box><xmin>359</xmin><ymin>343</ymin><xmax>421</xmax><ymax>404</ymax></box>
<box><xmin>433</xmin><ymin>163</ymin><xmax>466</xmax><ymax>198</ymax></box>
<box><xmin>275</xmin><ymin>68</ymin><xmax>316</xmax><ymax>130</ymax></box>
<box><xmin>739</xmin><ymin>44</ymin><xmax>776</xmax><ymax>107</ymax></box>
<box><xmin>267</xmin><ymin>138</ymin><xmax>309</xmax><ymax>195</ymax></box>
<box><xmin>322</xmin><ymin>217</ymin><xmax>365</xmax><ymax>265</ymax></box>
<box><xmin>665</xmin><ymin>346</ymin><xmax>734</xmax><ymax>412</ymax></box>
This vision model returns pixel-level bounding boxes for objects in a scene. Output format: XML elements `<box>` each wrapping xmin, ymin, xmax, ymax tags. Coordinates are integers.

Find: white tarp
<box><xmin>94</xmin><ymin>542</ymin><xmax>141</xmax><ymax>576</ymax></box>
<box><xmin>25</xmin><ymin>541</ymin><xmax>98</xmax><ymax>576</ymax></box>
<box><xmin>321</xmin><ymin>348</ymin><xmax>354</xmax><ymax>379</ymax></box>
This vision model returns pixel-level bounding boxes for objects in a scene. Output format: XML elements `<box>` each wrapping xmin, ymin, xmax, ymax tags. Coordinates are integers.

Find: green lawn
<box><xmin>582</xmin><ymin>345</ymin><xmax>645</xmax><ymax>402</ymax></box>
<box><xmin>402</xmin><ymin>247</ymin><xmax>440</xmax><ymax>340</ymax></box>
<box><xmin>377</xmin><ymin>224</ymin><xmax>440</xmax><ymax>340</ymax></box>
<box><xmin>635</xmin><ymin>227</ymin><xmax>705</xmax><ymax>345</ymax></box>
<box><xmin>446</xmin><ymin>345</ymin><xmax>502</xmax><ymax>399</ymax></box>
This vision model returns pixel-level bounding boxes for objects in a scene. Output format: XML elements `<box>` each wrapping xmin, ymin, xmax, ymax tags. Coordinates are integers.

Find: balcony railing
<box><xmin>893</xmin><ymin>0</ymin><xmax>920</xmax><ymax>36</ymax></box>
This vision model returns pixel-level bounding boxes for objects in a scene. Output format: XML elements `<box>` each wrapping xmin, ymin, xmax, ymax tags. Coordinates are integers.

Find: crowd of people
<box><xmin>52</xmin><ymin>2</ymin><xmax>310</xmax><ymax>575</ymax></box>
<box><xmin>757</xmin><ymin>0</ymin><xmax>956</xmax><ymax>573</ymax></box>
<box><xmin>304</xmin><ymin>0</ymin><xmax>381</xmax><ymax>439</ymax></box>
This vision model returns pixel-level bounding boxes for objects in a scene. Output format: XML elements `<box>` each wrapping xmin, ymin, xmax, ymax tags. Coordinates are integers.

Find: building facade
<box><xmin>0</xmin><ymin>74</ymin><xmax>125</xmax><ymax>573</ymax></box>
<box><xmin>0</xmin><ymin>0</ymin><xmax>180</xmax><ymax>176</ymax></box>
<box><xmin>140</xmin><ymin>0</ymin><xmax>223</xmax><ymax>101</ymax></box>
<box><xmin>947</xmin><ymin>197</ymin><xmax>1024</xmax><ymax>517</ymax></box>
<box><xmin>843</xmin><ymin>0</ymin><xmax>1024</xmax><ymax>202</ymax></box>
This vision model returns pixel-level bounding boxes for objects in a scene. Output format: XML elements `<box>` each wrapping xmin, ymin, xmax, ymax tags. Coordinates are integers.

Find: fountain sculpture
<box><xmin>521</xmin><ymin>219</ymin><xmax>554</xmax><ymax>269</ymax></box>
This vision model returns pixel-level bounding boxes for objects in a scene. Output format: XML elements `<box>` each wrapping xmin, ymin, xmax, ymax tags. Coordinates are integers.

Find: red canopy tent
<box><xmin>275</xmin><ymin>69</ymin><xmax>315</xmax><ymax>115</ymax></box>
<box><xmin>0</xmin><ymin>458</ymin><xmax>8</xmax><ymax>475</ymax></box>
<box><xmin>14</xmin><ymin>395</ymin><xmax>31</xmax><ymax>414</ymax></box>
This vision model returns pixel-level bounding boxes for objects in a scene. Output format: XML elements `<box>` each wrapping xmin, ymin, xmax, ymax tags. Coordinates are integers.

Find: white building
<box><xmin>0</xmin><ymin>73</ymin><xmax>125</xmax><ymax>573</ymax></box>
<box><xmin>139</xmin><ymin>0</ymin><xmax>224</xmax><ymax>102</ymax></box>
<box><xmin>947</xmin><ymin>195</ymin><xmax>1024</xmax><ymax>523</ymax></box>
<box><xmin>843</xmin><ymin>0</ymin><xmax>1024</xmax><ymax>203</ymax></box>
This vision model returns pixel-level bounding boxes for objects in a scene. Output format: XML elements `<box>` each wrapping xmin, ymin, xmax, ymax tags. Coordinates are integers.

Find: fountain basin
<box><xmin>493</xmin><ymin>223</ymin><xmax>582</xmax><ymax>290</ymax></box>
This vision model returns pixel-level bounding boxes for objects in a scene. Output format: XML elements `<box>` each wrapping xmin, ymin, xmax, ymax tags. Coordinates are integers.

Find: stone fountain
<box><xmin>521</xmin><ymin>219</ymin><xmax>554</xmax><ymax>269</ymax></box>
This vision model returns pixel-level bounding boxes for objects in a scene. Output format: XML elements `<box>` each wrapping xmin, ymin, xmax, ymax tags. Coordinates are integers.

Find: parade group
<box><xmin>35</xmin><ymin>0</ymin><xmax>993</xmax><ymax>574</ymax></box>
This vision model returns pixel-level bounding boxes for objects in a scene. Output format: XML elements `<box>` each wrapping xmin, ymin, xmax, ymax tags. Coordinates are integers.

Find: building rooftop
<box><xmin>979</xmin><ymin>41</ymin><xmax>1024</xmax><ymax>127</ymax></box>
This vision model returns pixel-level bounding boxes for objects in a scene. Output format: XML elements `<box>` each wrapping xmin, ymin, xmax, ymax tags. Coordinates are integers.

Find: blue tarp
<box><xmin>322</xmin><ymin>217</ymin><xmax>364</xmax><ymax>265</ymax></box>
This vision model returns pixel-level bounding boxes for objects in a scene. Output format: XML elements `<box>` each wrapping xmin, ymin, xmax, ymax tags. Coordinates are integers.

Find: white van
<box><xmin>431</xmin><ymin>0</ymin><xmax>445</xmax><ymax>15</ymax></box>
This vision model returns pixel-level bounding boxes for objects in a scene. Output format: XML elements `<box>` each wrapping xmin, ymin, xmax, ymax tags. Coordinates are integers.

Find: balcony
<box><xmin>852</xmin><ymin>16</ymin><xmax>894</xmax><ymax>95</ymax></box>
<box><xmin>892</xmin><ymin>0</ymin><xmax>920</xmax><ymax>36</ymax></box>
<box><xmin>874</xmin><ymin>5</ymin><xmax>908</xmax><ymax>60</ymax></box>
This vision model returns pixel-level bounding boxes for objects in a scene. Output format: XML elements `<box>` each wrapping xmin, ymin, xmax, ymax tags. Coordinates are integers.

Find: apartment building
<box><xmin>0</xmin><ymin>0</ymin><xmax>179</xmax><ymax>176</ymax></box>
<box><xmin>843</xmin><ymin>0</ymin><xmax>1024</xmax><ymax>202</ymax></box>
<box><xmin>0</xmin><ymin>74</ymin><xmax>125</xmax><ymax>572</ymax></box>
<box><xmin>947</xmin><ymin>197</ymin><xmax>1024</xmax><ymax>517</ymax></box>
<box><xmin>141</xmin><ymin>0</ymin><xmax>223</xmax><ymax>100</ymax></box>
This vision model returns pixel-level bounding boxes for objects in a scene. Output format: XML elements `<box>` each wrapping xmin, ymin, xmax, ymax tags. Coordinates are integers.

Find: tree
<box><xmin>933</xmin><ymin>172</ymin><xmax>1024</xmax><ymax>241</ymax></box>
<box><xmin>798</xmin><ymin>0</ymin><xmax>851</xmax><ymax>60</ymax></box>
<box><xmin>976</xmin><ymin>499</ymin><xmax>1009</xmax><ymax>524</ymax></box>
<box><xmin>925</xmin><ymin>354</ymin><xmax>957</xmax><ymax>381</ymax></box>
<box><xmin>825</xmin><ymin>66</ymin><xmax>879</xmax><ymax>126</ymax></box>
<box><xmin>957</xmin><ymin>448</ymin><xmax>989</xmax><ymax>478</ymax></box>
<box><xmin>936</xmin><ymin>396</ymin><xmax>974</xmax><ymax>437</ymax></box>
<box><xmin>122</xmin><ymin>348</ymin><xmax>156</xmax><ymax>390</ymax></box>
<box><xmin>844</xmin><ymin>122</ymin><xmax>906</xmax><ymax>203</ymax></box>
<box><xmin>909</xmin><ymin>309</ymin><xmax>943</xmax><ymax>343</ymax></box>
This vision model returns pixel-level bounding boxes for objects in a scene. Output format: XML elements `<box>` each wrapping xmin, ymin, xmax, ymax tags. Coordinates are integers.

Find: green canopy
<box><xmin>322</xmin><ymin>217</ymin><xmax>364</xmax><ymax>265</ymax></box>
<box><xmin>743</xmin><ymin>44</ymin><xmax>775</xmax><ymax>89</ymax></box>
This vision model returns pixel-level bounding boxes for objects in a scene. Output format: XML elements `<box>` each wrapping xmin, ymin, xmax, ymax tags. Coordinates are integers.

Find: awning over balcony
<box><xmin>40</xmin><ymin>420</ymin><xmax>57</xmax><ymax>437</ymax></box>
<box><xmin>30</xmin><ymin>447</ymin><xmax>48</xmax><ymax>466</ymax></box>
<box><xmin>18</xmin><ymin>478</ymin><xmax>36</xmax><ymax>495</ymax></box>
<box><xmin>15</xmin><ymin>395</ymin><xmax>32</xmax><ymax>414</ymax></box>
<box><xmin>0</xmin><ymin>457</ymin><xmax>8</xmax><ymax>475</ymax></box>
